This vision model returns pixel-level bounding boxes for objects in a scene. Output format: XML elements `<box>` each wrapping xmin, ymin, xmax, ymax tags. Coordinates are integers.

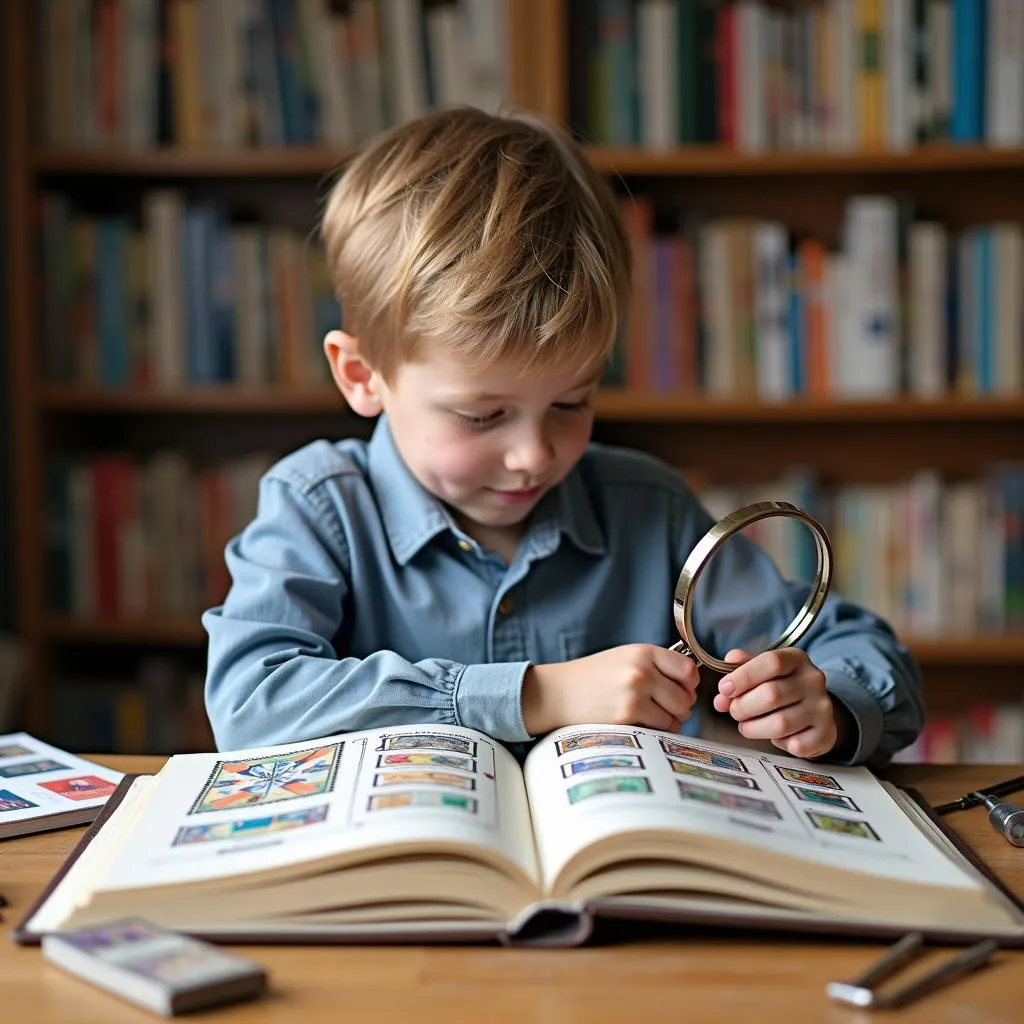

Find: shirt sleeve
<box><xmin>676</xmin><ymin>490</ymin><xmax>925</xmax><ymax>768</ymax></box>
<box><xmin>203</xmin><ymin>475</ymin><xmax>532</xmax><ymax>750</ymax></box>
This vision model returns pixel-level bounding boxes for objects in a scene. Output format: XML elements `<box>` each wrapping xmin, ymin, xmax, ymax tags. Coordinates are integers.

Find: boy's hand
<box><xmin>713</xmin><ymin>648</ymin><xmax>838</xmax><ymax>759</ymax></box>
<box><xmin>522</xmin><ymin>644</ymin><xmax>699</xmax><ymax>736</ymax></box>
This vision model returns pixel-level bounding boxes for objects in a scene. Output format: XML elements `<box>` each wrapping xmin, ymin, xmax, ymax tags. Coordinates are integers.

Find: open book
<box><xmin>0</xmin><ymin>732</ymin><xmax>123</xmax><ymax>840</ymax></box>
<box><xmin>16</xmin><ymin>724</ymin><xmax>1024</xmax><ymax>947</ymax></box>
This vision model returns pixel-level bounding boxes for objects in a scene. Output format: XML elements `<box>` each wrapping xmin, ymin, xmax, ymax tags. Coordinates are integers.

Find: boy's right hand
<box><xmin>521</xmin><ymin>644</ymin><xmax>699</xmax><ymax>736</ymax></box>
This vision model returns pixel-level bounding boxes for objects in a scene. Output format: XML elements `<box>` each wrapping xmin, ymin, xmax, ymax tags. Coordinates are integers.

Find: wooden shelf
<box><xmin>45</xmin><ymin>616</ymin><xmax>207</xmax><ymax>646</ymax></box>
<box><xmin>911</xmin><ymin>636</ymin><xmax>1024</xmax><ymax>664</ymax></box>
<box><xmin>33</xmin><ymin>146</ymin><xmax>351</xmax><ymax>177</ymax></box>
<box><xmin>41</xmin><ymin>384</ymin><xmax>348</xmax><ymax>414</ymax></box>
<box><xmin>585</xmin><ymin>144</ymin><xmax>1024</xmax><ymax>176</ymax></box>
<box><xmin>594</xmin><ymin>392</ymin><xmax>1024</xmax><ymax>422</ymax></box>
<box><xmin>43</xmin><ymin>617</ymin><xmax>1024</xmax><ymax>664</ymax></box>
<box><xmin>40</xmin><ymin>385</ymin><xmax>1024</xmax><ymax>422</ymax></box>
<box><xmin>32</xmin><ymin>144</ymin><xmax>1024</xmax><ymax>179</ymax></box>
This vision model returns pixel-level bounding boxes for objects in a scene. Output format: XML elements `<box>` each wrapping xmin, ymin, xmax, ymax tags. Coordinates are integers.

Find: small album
<box><xmin>41</xmin><ymin>918</ymin><xmax>267</xmax><ymax>1016</ymax></box>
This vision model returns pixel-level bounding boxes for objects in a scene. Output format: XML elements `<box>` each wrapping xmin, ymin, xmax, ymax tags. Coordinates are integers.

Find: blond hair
<box><xmin>320</xmin><ymin>106</ymin><xmax>630</xmax><ymax>380</ymax></box>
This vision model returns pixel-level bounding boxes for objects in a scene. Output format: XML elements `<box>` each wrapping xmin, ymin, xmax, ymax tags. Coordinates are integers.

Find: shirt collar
<box><xmin>368</xmin><ymin>416</ymin><xmax>607</xmax><ymax>565</ymax></box>
<box><xmin>368</xmin><ymin>416</ymin><xmax>452</xmax><ymax>565</ymax></box>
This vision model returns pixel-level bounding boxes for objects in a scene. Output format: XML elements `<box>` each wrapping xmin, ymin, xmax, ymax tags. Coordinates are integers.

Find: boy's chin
<box><xmin>459</xmin><ymin>499</ymin><xmax>537</xmax><ymax>529</ymax></box>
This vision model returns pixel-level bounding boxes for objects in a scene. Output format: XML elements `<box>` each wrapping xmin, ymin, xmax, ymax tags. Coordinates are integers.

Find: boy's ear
<box><xmin>323</xmin><ymin>331</ymin><xmax>383</xmax><ymax>417</ymax></box>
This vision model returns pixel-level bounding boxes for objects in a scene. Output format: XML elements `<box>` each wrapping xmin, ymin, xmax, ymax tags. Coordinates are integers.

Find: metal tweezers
<box><xmin>826</xmin><ymin>933</ymin><xmax>999</xmax><ymax>1010</ymax></box>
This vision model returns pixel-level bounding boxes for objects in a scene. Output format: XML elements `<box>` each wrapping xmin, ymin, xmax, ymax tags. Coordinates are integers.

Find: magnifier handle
<box><xmin>669</xmin><ymin>640</ymin><xmax>694</xmax><ymax>658</ymax></box>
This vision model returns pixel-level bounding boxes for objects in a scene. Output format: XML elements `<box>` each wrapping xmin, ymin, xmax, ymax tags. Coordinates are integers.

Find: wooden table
<box><xmin>2</xmin><ymin>759</ymin><xmax>1022</xmax><ymax>1023</ymax></box>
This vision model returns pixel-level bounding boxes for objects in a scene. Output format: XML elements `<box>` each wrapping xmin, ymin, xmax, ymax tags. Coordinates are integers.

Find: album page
<box><xmin>522</xmin><ymin>726</ymin><xmax>988</xmax><ymax>908</ymax></box>
<box><xmin>63</xmin><ymin>725</ymin><xmax>540</xmax><ymax>908</ymax></box>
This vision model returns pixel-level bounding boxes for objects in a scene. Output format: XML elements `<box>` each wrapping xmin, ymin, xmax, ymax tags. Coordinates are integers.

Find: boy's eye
<box><xmin>454</xmin><ymin>410</ymin><xmax>504</xmax><ymax>430</ymax></box>
<box><xmin>553</xmin><ymin>398</ymin><xmax>592</xmax><ymax>412</ymax></box>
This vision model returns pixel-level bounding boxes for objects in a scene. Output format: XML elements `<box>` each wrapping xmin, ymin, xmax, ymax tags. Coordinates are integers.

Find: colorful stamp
<box><xmin>677</xmin><ymin>780</ymin><xmax>781</xmax><ymax>818</ymax></box>
<box><xmin>190</xmin><ymin>744</ymin><xmax>342</xmax><ymax>814</ymax></box>
<box><xmin>38</xmin><ymin>775</ymin><xmax>117</xmax><ymax>801</ymax></box>
<box><xmin>0</xmin><ymin>789</ymin><xmax>38</xmax><ymax>812</ymax></box>
<box><xmin>377</xmin><ymin>733</ymin><xmax>476</xmax><ymax>755</ymax></box>
<box><xmin>0</xmin><ymin>758</ymin><xmax>70</xmax><ymax>778</ymax></box>
<box><xmin>555</xmin><ymin>732</ymin><xmax>640</xmax><ymax>755</ymax></box>
<box><xmin>367</xmin><ymin>791</ymin><xmax>477</xmax><ymax>813</ymax></box>
<box><xmin>375</xmin><ymin>752</ymin><xmax>476</xmax><ymax>772</ymax></box>
<box><xmin>660</xmin><ymin>739</ymin><xmax>747</xmax><ymax>773</ymax></box>
<box><xmin>807</xmin><ymin>811</ymin><xmax>879</xmax><ymax>839</ymax></box>
<box><xmin>776</xmin><ymin>766</ymin><xmax>842</xmax><ymax>790</ymax></box>
<box><xmin>790</xmin><ymin>786</ymin><xmax>860</xmax><ymax>811</ymax></box>
<box><xmin>566</xmin><ymin>775</ymin><xmax>653</xmax><ymax>804</ymax></box>
<box><xmin>0</xmin><ymin>744</ymin><xmax>34</xmax><ymax>759</ymax></box>
<box><xmin>172</xmin><ymin>805</ymin><xmax>330</xmax><ymax>846</ymax></box>
<box><xmin>373</xmin><ymin>771</ymin><xmax>475</xmax><ymax>791</ymax></box>
<box><xmin>560</xmin><ymin>754</ymin><xmax>645</xmax><ymax>778</ymax></box>
<box><xmin>668</xmin><ymin>759</ymin><xmax>760</xmax><ymax>790</ymax></box>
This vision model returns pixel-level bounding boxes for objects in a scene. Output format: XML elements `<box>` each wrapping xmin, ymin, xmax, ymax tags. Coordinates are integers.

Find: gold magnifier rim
<box><xmin>673</xmin><ymin>500</ymin><xmax>833</xmax><ymax>674</ymax></box>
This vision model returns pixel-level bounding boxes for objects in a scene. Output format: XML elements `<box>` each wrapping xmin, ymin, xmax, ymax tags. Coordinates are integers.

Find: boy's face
<box><xmin>378</xmin><ymin>341</ymin><xmax>601</xmax><ymax>549</ymax></box>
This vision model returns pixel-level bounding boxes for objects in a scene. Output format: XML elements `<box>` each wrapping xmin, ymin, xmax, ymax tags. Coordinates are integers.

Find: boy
<box><xmin>203</xmin><ymin>107</ymin><xmax>923</xmax><ymax>767</ymax></box>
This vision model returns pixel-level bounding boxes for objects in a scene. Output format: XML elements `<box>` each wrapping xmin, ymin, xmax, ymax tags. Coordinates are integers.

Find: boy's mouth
<box><xmin>489</xmin><ymin>485</ymin><xmax>543</xmax><ymax>504</ymax></box>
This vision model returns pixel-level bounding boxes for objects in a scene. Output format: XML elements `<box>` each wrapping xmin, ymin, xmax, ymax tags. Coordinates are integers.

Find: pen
<box><xmin>933</xmin><ymin>774</ymin><xmax>1024</xmax><ymax>815</ymax></box>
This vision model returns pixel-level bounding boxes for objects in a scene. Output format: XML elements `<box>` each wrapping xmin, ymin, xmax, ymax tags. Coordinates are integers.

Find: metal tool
<box><xmin>933</xmin><ymin>774</ymin><xmax>1024</xmax><ymax>846</ymax></box>
<box><xmin>971</xmin><ymin>792</ymin><xmax>1024</xmax><ymax>847</ymax></box>
<box><xmin>826</xmin><ymin>932</ymin><xmax>999</xmax><ymax>1010</ymax></box>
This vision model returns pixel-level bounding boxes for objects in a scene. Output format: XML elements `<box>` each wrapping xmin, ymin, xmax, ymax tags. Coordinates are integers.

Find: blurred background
<box><xmin>1</xmin><ymin>0</ymin><xmax>1022</xmax><ymax>762</ymax></box>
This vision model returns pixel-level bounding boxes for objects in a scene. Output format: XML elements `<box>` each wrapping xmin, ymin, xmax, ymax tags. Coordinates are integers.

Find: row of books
<box><xmin>39</xmin><ymin>188</ymin><xmax>1024</xmax><ymax>396</ymax></box>
<box><xmin>572</xmin><ymin>0</ymin><xmax>1023</xmax><ymax>150</ymax></box>
<box><xmin>694</xmin><ymin>465</ymin><xmax>1024</xmax><ymax>637</ymax></box>
<box><xmin>44</xmin><ymin>447</ymin><xmax>1024</xmax><ymax>637</ymax></box>
<box><xmin>49</xmin><ymin>657</ymin><xmax>214</xmax><ymax>754</ymax></box>
<box><xmin>615</xmin><ymin>194</ymin><xmax>1024</xmax><ymax>398</ymax></box>
<box><xmin>892</xmin><ymin>701</ymin><xmax>1024</xmax><ymax>763</ymax></box>
<box><xmin>37</xmin><ymin>0</ymin><xmax>506</xmax><ymax>150</ymax></box>
<box><xmin>45</xmin><ymin>451</ymin><xmax>274</xmax><ymax>619</ymax></box>
<box><xmin>40</xmin><ymin>192</ymin><xmax>337</xmax><ymax>387</ymax></box>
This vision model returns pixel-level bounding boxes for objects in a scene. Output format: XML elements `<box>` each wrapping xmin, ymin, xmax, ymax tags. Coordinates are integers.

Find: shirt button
<box><xmin>498</xmin><ymin>597</ymin><xmax>514</xmax><ymax>615</ymax></box>
<box><xmin>457</xmin><ymin>539</ymin><xmax>473</xmax><ymax>552</ymax></box>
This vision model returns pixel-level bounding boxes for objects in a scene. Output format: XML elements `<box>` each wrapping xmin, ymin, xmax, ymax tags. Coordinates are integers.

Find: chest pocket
<box><xmin>559</xmin><ymin>622</ymin><xmax>678</xmax><ymax>662</ymax></box>
<box><xmin>559</xmin><ymin>628</ymin><xmax>615</xmax><ymax>662</ymax></box>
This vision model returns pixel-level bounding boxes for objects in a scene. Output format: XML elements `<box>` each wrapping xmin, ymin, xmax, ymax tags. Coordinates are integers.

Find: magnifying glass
<box><xmin>669</xmin><ymin>501</ymin><xmax>834</xmax><ymax>673</ymax></box>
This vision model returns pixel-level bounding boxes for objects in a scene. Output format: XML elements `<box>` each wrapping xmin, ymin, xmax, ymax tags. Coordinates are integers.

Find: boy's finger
<box><xmin>718</xmin><ymin>648</ymin><xmax>800</xmax><ymax>698</ymax></box>
<box><xmin>736</xmin><ymin>703</ymin><xmax>816</xmax><ymax>741</ymax></box>
<box><xmin>727</xmin><ymin>678</ymin><xmax>801</xmax><ymax>722</ymax></box>
<box><xmin>650</xmin><ymin>674</ymin><xmax>697</xmax><ymax>720</ymax></box>
<box><xmin>712</xmin><ymin>692</ymin><xmax>732</xmax><ymax>714</ymax></box>
<box><xmin>724</xmin><ymin>648</ymin><xmax>752</xmax><ymax>665</ymax></box>
<box><xmin>773</xmin><ymin>726</ymin><xmax>831</xmax><ymax>760</ymax></box>
<box><xmin>639</xmin><ymin>703</ymin><xmax>682</xmax><ymax>733</ymax></box>
<box><xmin>652</xmin><ymin>647</ymin><xmax>700</xmax><ymax>692</ymax></box>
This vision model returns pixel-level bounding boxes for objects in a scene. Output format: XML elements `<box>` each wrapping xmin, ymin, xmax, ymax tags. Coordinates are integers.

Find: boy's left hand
<box><xmin>713</xmin><ymin>648</ymin><xmax>837</xmax><ymax>759</ymax></box>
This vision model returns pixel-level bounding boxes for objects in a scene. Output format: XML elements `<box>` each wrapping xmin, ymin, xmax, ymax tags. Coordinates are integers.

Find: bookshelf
<box><xmin>4</xmin><ymin>0</ymin><xmax>1023</xmax><ymax>760</ymax></box>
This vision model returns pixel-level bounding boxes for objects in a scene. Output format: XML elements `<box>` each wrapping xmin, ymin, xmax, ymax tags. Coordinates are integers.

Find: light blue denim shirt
<box><xmin>203</xmin><ymin>417</ymin><xmax>924</xmax><ymax>766</ymax></box>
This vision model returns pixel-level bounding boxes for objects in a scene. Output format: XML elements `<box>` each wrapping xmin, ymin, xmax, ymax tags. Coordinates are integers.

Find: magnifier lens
<box><xmin>687</xmin><ymin>528</ymin><xmax>804</xmax><ymax>661</ymax></box>
<box><xmin>673</xmin><ymin>502</ymin><xmax>832</xmax><ymax>673</ymax></box>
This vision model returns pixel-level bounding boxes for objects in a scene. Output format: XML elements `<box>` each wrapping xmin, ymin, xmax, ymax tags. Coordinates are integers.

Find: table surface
<box><xmin>1</xmin><ymin>758</ymin><xmax>1022</xmax><ymax>1023</ymax></box>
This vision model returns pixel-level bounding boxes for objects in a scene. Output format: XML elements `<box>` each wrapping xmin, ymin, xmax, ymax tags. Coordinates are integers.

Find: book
<box><xmin>0</xmin><ymin>733</ymin><xmax>124</xmax><ymax>840</ymax></box>
<box><xmin>15</xmin><ymin>724</ymin><xmax>1024</xmax><ymax>947</ymax></box>
<box><xmin>42</xmin><ymin>918</ymin><xmax>267</xmax><ymax>1016</ymax></box>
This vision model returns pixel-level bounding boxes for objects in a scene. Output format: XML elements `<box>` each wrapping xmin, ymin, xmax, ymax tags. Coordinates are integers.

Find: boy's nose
<box><xmin>505</xmin><ymin>432</ymin><xmax>555</xmax><ymax>475</ymax></box>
